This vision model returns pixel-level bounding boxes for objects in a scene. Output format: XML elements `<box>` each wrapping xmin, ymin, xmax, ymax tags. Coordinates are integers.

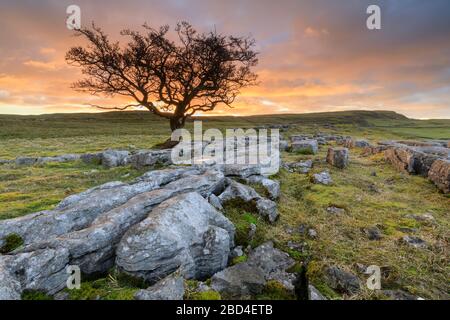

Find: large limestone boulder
<box><xmin>245</xmin><ymin>175</ymin><xmax>280</xmax><ymax>200</ymax></box>
<box><xmin>128</xmin><ymin>149</ymin><xmax>172</xmax><ymax>169</ymax></box>
<box><xmin>116</xmin><ymin>192</ymin><xmax>235</xmax><ymax>283</ymax></box>
<box><xmin>0</xmin><ymin>167</ymin><xmax>200</xmax><ymax>247</ymax></box>
<box><xmin>428</xmin><ymin>159</ymin><xmax>450</xmax><ymax>193</ymax></box>
<box><xmin>326</xmin><ymin>147</ymin><xmax>349</xmax><ymax>169</ymax></box>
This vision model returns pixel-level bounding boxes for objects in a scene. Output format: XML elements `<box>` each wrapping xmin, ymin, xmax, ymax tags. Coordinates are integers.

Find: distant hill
<box><xmin>0</xmin><ymin>110</ymin><xmax>448</xmax><ymax>140</ymax></box>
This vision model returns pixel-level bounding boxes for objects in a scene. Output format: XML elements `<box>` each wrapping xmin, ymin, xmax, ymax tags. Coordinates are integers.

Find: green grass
<box><xmin>0</xmin><ymin>110</ymin><xmax>449</xmax><ymax>300</ymax></box>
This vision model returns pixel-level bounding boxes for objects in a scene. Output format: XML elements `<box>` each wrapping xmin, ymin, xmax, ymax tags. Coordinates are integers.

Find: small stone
<box><xmin>326</xmin><ymin>206</ymin><xmax>345</xmax><ymax>215</ymax></box>
<box><xmin>364</xmin><ymin>226</ymin><xmax>382</xmax><ymax>240</ymax></box>
<box><xmin>134</xmin><ymin>273</ymin><xmax>185</xmax><ymax>300</ymax></box>
<box><xmin>248</xmin><ymin>223</ymin><xmax>257</xmax><ymax>240</ymax></box>
<box><xmin>309</xmin><ymin>285</ymin><xmax>327</xmax><ymax>300</ymax></box>
<box><xmin>312</xmin><ymin>171</ymin><xmax>333</xmax><ymax>185</ymax></box>
<box><xmin>307</xmin><ymin>228</ymin><xmax>318</xmax><ymax>239</ymax></box>
<box><xmin>400</xmin><ymin>236</ymin><xmax>427</xmax><ymax>249</ymax></box>
<box><xmin>325</xmin><ymin>266</ymin><xmax>361</xmax><ymax>295</ymax></box>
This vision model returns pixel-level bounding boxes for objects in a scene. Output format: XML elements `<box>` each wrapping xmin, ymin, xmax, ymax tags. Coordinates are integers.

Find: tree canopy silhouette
<box><xmin>66</xmin><ymin>22</ymin><xmax>258</xmax><ymax>131</ymax></box>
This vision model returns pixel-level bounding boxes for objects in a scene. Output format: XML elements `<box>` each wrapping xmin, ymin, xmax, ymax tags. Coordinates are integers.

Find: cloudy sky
<box><xmin>0</xmin><ymin>0</ymin><xmax>449</xmax><ymax>118</ymax></box>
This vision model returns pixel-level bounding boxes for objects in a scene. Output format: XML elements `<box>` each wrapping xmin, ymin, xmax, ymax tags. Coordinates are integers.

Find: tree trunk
<box><xmin>170</xmin><ymin>116</ymin><xmax>185</xmax><ymax>131</ymax></box>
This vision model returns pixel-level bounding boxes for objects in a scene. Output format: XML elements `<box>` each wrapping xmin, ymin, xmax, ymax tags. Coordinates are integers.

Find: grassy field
<box><xmin>1</xmin><ymin>110</ymin><xmax>449</xmax><ymax>300</ymax></box>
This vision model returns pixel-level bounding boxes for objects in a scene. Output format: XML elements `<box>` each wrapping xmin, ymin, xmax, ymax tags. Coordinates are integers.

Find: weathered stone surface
<box><xmin>128</xmin><ymin>149</ymin><xmax>172</xmax><ymax>169</ymax></box>
<box><xmin>247</xmin><ymin>242</ymin><xmax>295</xmax><ymax>280</ymax></box>
<box><xmin>364</xmin><ymin>226</ymin><xmax>383</xmax><ymax>240</ymax></box>
<box><xmin>218</xmin><ymin>179</ymin><xmax>260</xmax><ymax>203</ymax></box>
<box><xmin>291</xmin><ymin>139</ymin><xmax>318</xmax><ymax>154</ymax></box>
<box><xmin>210</xmin><ymin>262</ymin><xmax>266</xmax><ymax>298</ymax></box>
<box><xmin>81</xmin><ymin>152</ymin><xmax>103</xmax><ymax>164</ymax></box>
<box><xmin>164</xmin><ymin>169</ymin><xmax>225</xmax><ymax>197</ymax></box>
<box><xmin>283</xmin><ymin>160</ymin><xmax>313</xmax><ymax>173</ymax></box>
<box><xmin>222</xmin><ymin>164</ymin><xmax>261</xmax><ymax>178</ymax></box>
<box><xmin>384</xmin><ymin>147</ymin><xmax>439</xmax><ymax>176</ymax></box>
<box><xmin>36</xmin><ymin>154</ymin><xmax>81</xmax><ymax>164</ymax></box>
<box><xmin>15</xmin><ymin>157</ymin><xmax>38</xmax><ymax>166</ymax></box>
<box><xmin>362</xmin><ymin>145</ymin><xmax>389</xmax><ymax>156</ymax></box>
<box><xmin>211</xmin><ymin>242</ymin><xmax>295</xmax><ymax>297</ymax></box>
<box><xmin>0</xmin><ymin>248</ymin><xmax>70</xmax><ymax>297</ymax></box>
<box><xmin>325</xmin><ymin>266</ymin><xmax>361</xmax><ymax>295</ymax></box>
<box><xmin>245</xmin><ymin>175</ymin><xmax>280</xmax><ymax>200</ymax></box>
<box><xmin>354</xmin><ymin>139</ymin><xmax>371</xmax><ymax>148</ymax></box>
<box><xmin>101</xmin><ymin>150</ymin><xmax>130</xmax><ymax>168</ymax></box>
<box><xmin>400</xmin><ymin>236</ymin><xmax>427</xmax><ymax>249</ymax></box>
<box><xmin>208</xmin><ymin>194</ymin><xmax>224</xmax><ymax>211</ymax></box>
<box><xmin>255</xmin><ymin>199</ymin><xmax>278</xmax><ymax>223</ymax></box>
<box><xmin>312</xmin><ymin>171</ymin><xmax>333</xmax><ymax>185</ymax></box>
<box><xmin>309</xmin><ymin>285</ymin><xmax>327</xmax><ymax>300</ymax></box>
<box><xmin>326</xmin><ymin>206</ymin><xmax>346</xmax><ymax>215</ymax></box>
<box><xmin>116</xmin><ymin>192</ymin><xmax>235</xmax><ymax>283</ymax></box>
<box><xmin>0</xmin><ymin>259</ymin><xmax>22</xmax><ymax>300</ymax></box>
<box><xmin>326</xmin><ymin>147</ymin><xmax>349</xmax><ymax>169</ymax></box>
<box><xmin>134</xmin><ymin>273</ymin><xmax>184</xmax><ymax>300</ymax></box>
<box><xmin>428</xmin><ymin>159</ymin><xmax>450</xmax><ymax>193</ymax></box>
<box><xmin>0</xmin><ymin>167</ymin><xmax>198</xmax><ymax>247</ymax></box>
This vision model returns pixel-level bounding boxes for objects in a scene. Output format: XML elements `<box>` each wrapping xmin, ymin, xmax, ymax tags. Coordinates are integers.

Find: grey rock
<box><xmin>101</xmin><ymin>150</ymin><xmax>130</xmax><ymax>168</ymax></box>
<box><xmin>210</xmin><ymin>262</ymin><xmax>266</xmax><ymax>298</ymax></box>
<box><xmin>80</xmin><ymin>153</ymin><xmax>103</xmax><ymax>164</ymax></box>
<box><xmin>218</xmin><ymin>179</ymin><xmax>260</xmax><ymax>203</ymax></box>
<box><xmin>0</xmin><ymin>258</ymin><xmax>22</xmax><ymax>300</ymax></box>
<box><xmin>326</xmin><ymin>147</ymin><xmax>349</xmax><ymax>169</ymax></box>
<box><xmin>326</xmin><ymin>206</ymin><xmax>346</xmax><ymax>215</ymax></box>
<box><xmin>247</xmin><ymin>242</ymin><xmax>295</xmax><ymax>279</ymax></box>
<box><xmin>208</xmin><ymin>194</ymin><xmax>224</xmax><ymax>211</ymax></box>
<box><xmin>15</xmin><ymin>157</ymin><xmax>38</xmax><ymax>166</ymax></box>
<box><xmin>405</xmin><ymin>213</ymin><xmax>435</xmax><ymax>223</ymax></box>
<box><xmin>400</xmin><ymin>236</ymin><xmax>428</xmax><ymax>249</ymax></box>
<box><xmin>53</xmin><ymin>291</ymin><xmax>70</xmax><ymax>300</ymax></box>
<box><xmin>128</xmin><ymin>149</ymin><xmax>172</xmax><ymax>169</ymax></box>
<box><xmin>354</xmin><ymin>139</ymin><xmax>371</xmax><ymax>148</ymax></box>
<box><xmin>255</xmin><ymin>199</ymin><xmax>278</xmax><ymax>223</ymax></box>
<box><xmin>134</xmin><ymin>273</ymin><xmax>184</xmax><ymax>300</ymax></box>
<box><xmin>164</xmin><ymin>170</ymin><xmax>225</xmax><ymax>197</ymax></box>
<box><xmin>245</xmin><ymin>175</ymin><xmax>280</xmax><ymax>200</ymax></box>
<box><xmin>309</xmin><ymin>285</ymin><xmax>327</xmax><ymax>300</ymax></box>
<box><xmin>223</xmin><ymin>164</ymin><xmax>261</xmax><ymax>178</ymax></box>
<box><xmin>248</xmin><ymin>223</ymin><xmax>257</xmax><ymax>240</ymax></box>
<box><xmin>291</xmin><ymin>139</ymin><xmax>318</xmax><ymax>154</ymax></box>
<box><xmin>325</xmin><ymin>266</ymin><xmax>361</xmax><ymax>295</ymax></box>
<box><xmin>283</xmin><ymin>160</ymin><xmax>313</xmax><ymax>173</ymax></box>
<box><xmin>364</xmin><ymin>226</ymin><xmax>383</xmax><ymax>240</ymax></box>
<box><xmin>36</xmin><ymin>154</ymin><xmax>81</xmax><ymax>164</ymax></box>
<box><xmin>0</xmin><ymin>167</ymin><xmax>197</xmax><ymax>247</ymax></box>
<box><xmin>312</xmin><ymin>171</ymin><xmax>333</xmax><ymax>185</ymax></box>
<box><xmin>116</xmin><ymin>192</ymin><xmax>235</xmax><ymax>282</ymax></box>
<box><xmin>308</xmin><ymin>228</ymin><xmax>318</xmax><ymax>239</ymax></box>
<box><xmin>230</xmin><ymin>246</ymin><xmax>244</xmax><ymax>259</ymax></box>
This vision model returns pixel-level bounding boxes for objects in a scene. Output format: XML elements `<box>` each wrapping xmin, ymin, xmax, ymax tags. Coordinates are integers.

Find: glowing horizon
<box><xmin>0</xmin><ymin>0</ymin><xmax>449</xmax><ymax>119</ymax></box>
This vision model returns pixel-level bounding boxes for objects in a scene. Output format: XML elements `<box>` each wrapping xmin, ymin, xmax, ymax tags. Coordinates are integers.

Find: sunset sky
<box><xmin>0</xmin><ymin>0</ymin><xmax>449</xmax><ymax>118</ymax></box>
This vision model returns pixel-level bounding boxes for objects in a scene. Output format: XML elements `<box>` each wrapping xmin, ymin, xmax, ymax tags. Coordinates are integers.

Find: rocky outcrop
<box><xmin>134</xmin><ymin>273</ymin><xmax>185</xmax><ymax>300</ymax></box>
<box><xmin>283</xmin><ymin>160</ymin><xmax>313</xmax><ymax>173</ymax></box>
<box><xmin>116</xmin><ymin>192</ymin><xmax>235</xmax><ymax>283</ymax></box>
<box><xmin>428</xmin><ymin>159</ymin><xmax>450</xmax><ymax>193</ymax></box>
<box><xmin>326</xmin><ymin>147</ymin><xmax>349</xmax><ymax>169</ymax></box>
<box><xmin>244</xmin><ymin>175</ymin><xmax>280</xmax><ymax>200</ymax></box>
<box><xmin>384</xmin><ymin>146</ymin><xmax>439</xmax><ymax>176</ymax></box>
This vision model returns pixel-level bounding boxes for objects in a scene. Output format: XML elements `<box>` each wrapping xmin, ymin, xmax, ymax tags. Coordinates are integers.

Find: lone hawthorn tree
<box><xmin>66</xmin><ymin>22</ymin><xmax>258</xmax><ymax>131</ymax></box>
